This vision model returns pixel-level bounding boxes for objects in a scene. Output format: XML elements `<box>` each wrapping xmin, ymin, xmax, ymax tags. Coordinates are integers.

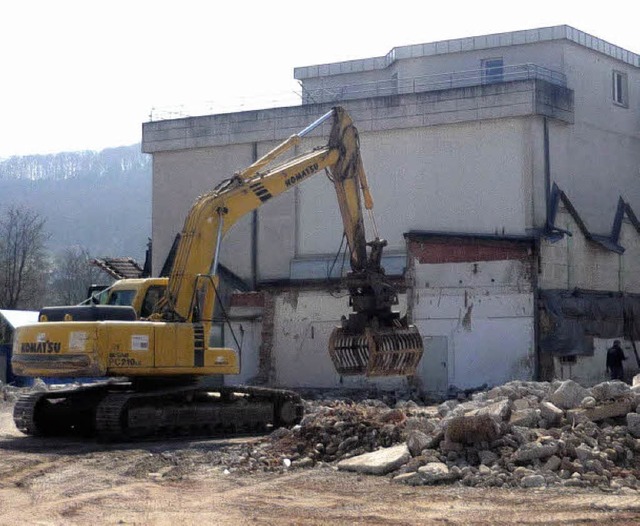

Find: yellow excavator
<box><xmin>12</xmin><ymin>107</ymin><xmax>423</xmax><ymax>440</ymax></box>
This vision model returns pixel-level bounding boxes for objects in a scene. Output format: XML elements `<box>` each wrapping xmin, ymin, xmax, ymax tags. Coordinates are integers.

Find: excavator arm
<box><xmin>158</xmin><ymin>106</ymin><xmax>423</xmax><ymax>377</ymax></box>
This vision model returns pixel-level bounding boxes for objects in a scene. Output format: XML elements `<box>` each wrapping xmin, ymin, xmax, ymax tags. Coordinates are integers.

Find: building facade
<box><xmin>142</xmin><ymin>26</ymin><xmax>640</xmax><ymax>392</ymax></box>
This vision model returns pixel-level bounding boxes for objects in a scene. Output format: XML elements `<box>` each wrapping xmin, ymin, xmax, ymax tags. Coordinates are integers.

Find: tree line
<box><xmin>0</xmin><ymin>205</ymin><xmax>107</xmax><ymax>311</ymax></box>
<box><xmin>0</xmin><ymin>145</ymin><xmax>150</xmax><ymax>181</ymax></box>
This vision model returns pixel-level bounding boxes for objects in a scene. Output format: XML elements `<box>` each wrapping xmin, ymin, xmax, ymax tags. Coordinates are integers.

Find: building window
<box><xmin>612</xmin><ymin>70</ymin><xmax>628</xmax><ymax>107</ymax></box>
<box><xmin>482</xmin><ymin>58</ymin><xmax>504</xmax><ymax>84</ymax></box>
<box><xmin>559</xmin><ymin>355</ymin><xmax>577</xmax><ymax>364</ymax></box>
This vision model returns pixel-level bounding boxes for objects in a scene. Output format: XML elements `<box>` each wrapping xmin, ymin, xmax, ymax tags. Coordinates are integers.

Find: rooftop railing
<box><xmin>149</xmin><ymin>64</ymin><xmax>566</xmax><ymax>121</ymax></box>
<box><xmin>301</xmin><ymin>64</ymin><xmax>567</xmax><ymax>105</ymax></box>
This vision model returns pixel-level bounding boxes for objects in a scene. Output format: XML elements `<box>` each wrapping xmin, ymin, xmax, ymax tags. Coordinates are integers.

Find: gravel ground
<box><xmin>0</xmin><ymin>391</ymin><xmax>639</xmax><ymax>525</ymax></box>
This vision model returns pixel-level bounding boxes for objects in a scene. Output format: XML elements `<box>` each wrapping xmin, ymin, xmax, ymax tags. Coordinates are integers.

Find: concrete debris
<box><xmin>549</xmin><ymin>380</ymin><xmax>591</xmax><ymax>410</ymax></box>
<box><xmin>5</xmin><ymin>375</ymin><xmax>638</xmax><ymax>496</ymax></box>
<box><xmin>241</xmin><ymin>379</ymin><xmax>640</xmax><ymax>492</ymax></box>
<box><xmin>337</xmin><ymin>444</ymin><xmax>410</xmax><ymax>475</ymax></box>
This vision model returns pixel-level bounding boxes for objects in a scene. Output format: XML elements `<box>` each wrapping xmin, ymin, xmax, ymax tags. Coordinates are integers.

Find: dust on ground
<box><xmin>0</xmin><ymin>400</ymin><xmax>639</xmax><ymax>525</ymax></box>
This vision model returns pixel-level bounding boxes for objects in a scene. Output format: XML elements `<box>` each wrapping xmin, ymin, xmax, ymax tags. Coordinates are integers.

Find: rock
<box><xmin>510</xmin><ymin>425</ymin><xmax>536</xmax><ymax>445</ymax></box>
<box><xmin>293</xmin><ymin>457</ymin><xmax>314</xmax><ymax>469</ymax></box>
<box><xmin>549</xmin><ymin>380</ymin><xmax>590</xmax><ymax>410</ymax></box>
<box><xmin>513</xmin><ymin>399</ymin><xmax>530</xmax><ymax>411</ymax></box>
<box><xmin>539</xmin><ymin>401</ymin><xmax>563</xmax><ymax>424</ymax></box>
<box><xmin>509</xmin><ymin>409</ymin><xmax>539</xmax><ymax>428</ymax></box>
<box><xmin>514</xmin><ymin>441</ymin><xmax>560</xmax><ymax>462</ymax></box>
<box><xmin>590</xmin><ymin>380</ymin><xmax>630</xmax><ymax>402</ymax></box>
<box><xmin>478</xmin><ymin>464</ymin><xmax>492</xmax><ymax>475</ymax></box>
<box><xmin>404</xmin><ymin>417</ymin><xmax>436</xmax><ymax>435</ymax></box>
<box><xmin>406</xmin><ymin>430</ymin><xmax>431</xmax><ymax>457</ymax></box>
<box><xmin>337</xmin><ymin>445</ymin><xmax>410</xmax><ymax>475</ymax></box>
<box><xmin>627</xmin><ymin>413</ymin><xmax>640</xmax><ymax>438</ymax></box>
<box><xmin>444</xmin><ymin>415</ymin><xmax>502</xmax><ymax>444</ymax></box>
<box><xmin>418</xmin><ymin>462</ymin><xmax>454</xmax><ymax>484</ymax></box>
<box><xmin>380</xmin><ymin>408</ymin><xmax>406</xmax><ymax>424</ymax></box>
<box><xmin>423</xmin><ymin>429</ymin><xmax>445</xmax><ymax>450</ymax></box>
<box><xmin>392</xmin><ymin>471</ymin><xmax>423</xmax><ymax>485</ymax></box>
<box><xmin>521</xmin><ymin>474</ymin><xmax>546</xmax><ymax>488</ymax></box>
<box><xmin>580</xmin><ymin>396</ymin><xmax>596</xmax><ymax>409</ymax></box>
<box><xmin>478</xmin><ymin>450</ymin><xmax>498</xmax><ymax>466</ymax></box>
<box><xmin>477</xmin><ymin>400</ymin><xmax>512</xmax><ymax>421</ymax></box>
<box><xmin>543</xmin><ymin>455</ymin><xmax>562</xmax><ymax>472</ymax></box>
<box><xmin>270</xmin><ymin>427</ymin><xmax>293</xmax><ymax>441</ymax></box>
<box><xmin>438</xmin><ymin>400</ymin><xmax>459</xmax><ymax>417</ymax></box>
<box><xmin>633</xmin><ymin>374</ymin><xmax>640</xmax><ymax>388</ymax></box>
<box><xmin>574</xmin><ymin>444</ymin><xmax>597</xmax><ymax>462</ymax></box>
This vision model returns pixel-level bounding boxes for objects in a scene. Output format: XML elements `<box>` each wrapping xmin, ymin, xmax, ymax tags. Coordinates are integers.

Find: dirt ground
<box><xmin>0</xmin><ymin>401</ymin><xmax>639</xmax><ymax>525</ymax></box>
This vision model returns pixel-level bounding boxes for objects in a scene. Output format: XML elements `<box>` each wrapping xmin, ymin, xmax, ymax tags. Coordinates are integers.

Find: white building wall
<box><xmin>298</xmin><ymin>118</ymin><xmax>534</xmax><ymax>256</ymax></box>
<box><xmin>553</xmin><ymin>338</ymin><xmax>640</xmax><ymax>386</ymax></box>
<box><xmin>411</xmin><ymin>259</ymin><xmax>535</xmax><ymax>391</ymax></box>
<box><xmin>270</xmin><ymin>290</ymin><xmax>410</xmax><ymax>390</ymax></box>
<box><xmin>550</xmin><ymin>43</ymin><xmax>640</xmax><ymax>234</ymax></box>
<box><xmin>619</xmin><ymin>219</ymin><xmax>640</xmax><ymax>292</ymax></box>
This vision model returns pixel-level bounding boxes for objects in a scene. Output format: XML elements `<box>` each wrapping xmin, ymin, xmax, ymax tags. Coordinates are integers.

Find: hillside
<box><xmin>0</xmin><ymin>145</ymin><xmax>151</xmax><ymax>261</ymax></box>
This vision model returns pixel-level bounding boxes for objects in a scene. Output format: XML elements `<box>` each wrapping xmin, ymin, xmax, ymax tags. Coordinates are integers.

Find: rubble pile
<box><xmin>245</xmin><ymin>378</ymin><xmax>640</xmax><ymax>491</ymax></box>
<box><xmin>232</xmin><ymin>400</ymin><xmax>410</xmax><ymax>472</ymax></box>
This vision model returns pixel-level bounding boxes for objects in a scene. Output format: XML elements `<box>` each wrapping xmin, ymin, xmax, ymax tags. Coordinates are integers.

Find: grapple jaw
<box><xmin>328</xmin><ymin>323</ymin><xmax>423</xmax><ymax>377</ymax></box>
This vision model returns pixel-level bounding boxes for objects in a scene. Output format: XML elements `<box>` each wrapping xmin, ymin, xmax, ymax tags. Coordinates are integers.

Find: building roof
<box><xmin>90</xmin><ymin>257</ymin><xmax>144</xmax><ymax>280</ymax></box>
<box><xmin>0</xmin><ymin>310</ymin><xmax>38</xmax><ymax>329</ymax></box>
<box><xmin>295</xmin><ymin>25</ymin><xmax>640</xmax><ymax>80</ymax></box>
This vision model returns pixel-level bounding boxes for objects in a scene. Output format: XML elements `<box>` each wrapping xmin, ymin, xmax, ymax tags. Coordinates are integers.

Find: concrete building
<box><xmin>142</xmin><ymin>25</ymin><xmax>640</xmax><ymax>392</ymax></box>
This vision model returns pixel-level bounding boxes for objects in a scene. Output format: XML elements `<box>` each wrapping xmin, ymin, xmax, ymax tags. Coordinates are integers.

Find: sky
<box><xmin>0</xmin><ymin>0</ymin><xmax>638</xmax><ymax>158</ymax></box>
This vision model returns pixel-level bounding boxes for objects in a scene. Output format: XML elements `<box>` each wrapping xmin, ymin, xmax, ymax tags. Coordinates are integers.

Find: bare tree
<box><xmin>50</xmin><ymin>246</ymin><xmax>105</xmax><ymax>305</ymax></box>
<box><xmin>0</xmin><ymin>206</ymin><xmax>48</xmax><ymax>309</ymax></box>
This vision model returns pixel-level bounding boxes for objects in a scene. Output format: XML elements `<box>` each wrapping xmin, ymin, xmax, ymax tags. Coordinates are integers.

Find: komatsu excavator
<box><xmin>12</xmin><ymin>107</ymin><xmax>423</xmax><ymax>440</ymax></box>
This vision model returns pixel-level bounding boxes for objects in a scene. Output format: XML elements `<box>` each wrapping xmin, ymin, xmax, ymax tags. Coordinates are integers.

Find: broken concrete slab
<box><xmin>590</xmin><ymin>380</ymin><xmax>630</xmax><ymax>402</ymax></box>
<box><xmin>406</xmin><ymin>430</ymin><xmax>431</xmax><ymax>457</ymax></box>
<box><xmin>539</xmin><ymin>401</ymin><xmax>563</xmax><ymax>424</ymax></box>
<box><xmin>392</xmin><ymin>471</ymin><xmax>423</xmax><ymax>485</ymax></box>
<box><xmin>509</xmin><ymin>409</ymin><xmax>539</xmax><ymax>428</ymax></box>
<box><xmin>337</xmin><ymin>444</ymin><xmax>410</xmax><ymax>475</ymax></box>
<box><xmin>513</xmin><ymin>441</ymin><xmax>560</xmax><ymax>462</ymax></box>
<box><xmin>627</xmin><ymin>413</ymin><xmax>640</xmax><ymax>438</ymax></box>
<box><xmin>520</xmin><ymin>474</ymin><xmax>546</xmax><ymax>488</ymax></box>
<box><xmin>476</xmin><ymin>399</ymin><xmax>512</xmax><ymax>421</ymax></box>
<box><xmin>549</xmin><ymin>380</ymin><xmax>590</xmax><ymax>410</ymax></box>
<box><xmin>566</xmin><ymin>397</ymin><xmax>636</xmax><ymax>422</ymax></box>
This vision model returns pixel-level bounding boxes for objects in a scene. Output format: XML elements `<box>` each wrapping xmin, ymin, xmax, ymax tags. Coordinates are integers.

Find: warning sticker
<box><xmin>69</xmin><ymin>332</ymin><xmax>87</xmax><ymax>352</ymax></box>
<box><xmin>131</xmin><ymin>335</ymin><xmax>149</xmax><ymax>351</ymax></box>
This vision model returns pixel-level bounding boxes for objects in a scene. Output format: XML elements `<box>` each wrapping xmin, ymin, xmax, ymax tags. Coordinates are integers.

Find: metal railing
<box><xmin>149</xmin><ymin>64</ymin><xmax>566</xmax><ymax>121</ymax></box>
<box><xmin>301</xmin><ymin>64</ymin><xmax>566</xmax><ymax>105</ymax></box>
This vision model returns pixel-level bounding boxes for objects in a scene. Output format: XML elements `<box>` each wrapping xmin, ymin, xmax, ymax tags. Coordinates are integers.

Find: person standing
<box><xmin>606</xmin><ymin>340</ymin><xmax>626</xmax><ymax>381</ymax></box>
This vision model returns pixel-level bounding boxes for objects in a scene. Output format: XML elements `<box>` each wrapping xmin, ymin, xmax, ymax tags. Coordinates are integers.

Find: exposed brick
<box><xmin>230</xmin><ymin>291</ymin><xmax>265</xmax><ymax>308</ymax></box>
<box><xmin>408</xmin><ymin>238</ymin><xmax>532</xmax><ymax>264</ymax></box>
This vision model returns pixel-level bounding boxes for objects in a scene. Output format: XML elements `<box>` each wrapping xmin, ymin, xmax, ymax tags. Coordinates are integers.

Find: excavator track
<box><xmin>14</xmin><ymin>383</ymin><xmax>304</xmax><ymax>442</ymax></box>
<box><xmin>13</xmin><ymin>392</ymin><xmax>49</xmax><ymax>436</ymax></box>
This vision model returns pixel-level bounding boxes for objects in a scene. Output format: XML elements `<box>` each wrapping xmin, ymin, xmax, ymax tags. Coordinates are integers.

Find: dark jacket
<box><xmin>606</xmin><ymin>344</ymin><xmax>626</xmax><ymax>370</ymax></box>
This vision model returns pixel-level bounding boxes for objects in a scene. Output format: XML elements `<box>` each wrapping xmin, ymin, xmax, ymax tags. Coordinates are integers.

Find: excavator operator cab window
<box><xmin>107</xmin><ymin>289</ymin><xmax>137</xmax><ymax>307</ymax></box>
<box><xmin>140</xmin><ymin>285</ymin><xmax>166</xmax><ymax>318</ymax></box>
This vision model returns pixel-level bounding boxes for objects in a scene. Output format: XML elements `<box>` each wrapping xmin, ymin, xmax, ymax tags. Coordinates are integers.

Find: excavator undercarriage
<box><xmin>14</xmin><ymin>379</ymin><xmax>303</xmax><ymax>440</ymax></box>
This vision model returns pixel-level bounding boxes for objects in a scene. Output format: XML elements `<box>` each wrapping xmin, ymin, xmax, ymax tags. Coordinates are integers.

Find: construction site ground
<box><xmin>0</xmin><ymin>400</ymin><xmax>639</xmax><ymax>525</ymax></box>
